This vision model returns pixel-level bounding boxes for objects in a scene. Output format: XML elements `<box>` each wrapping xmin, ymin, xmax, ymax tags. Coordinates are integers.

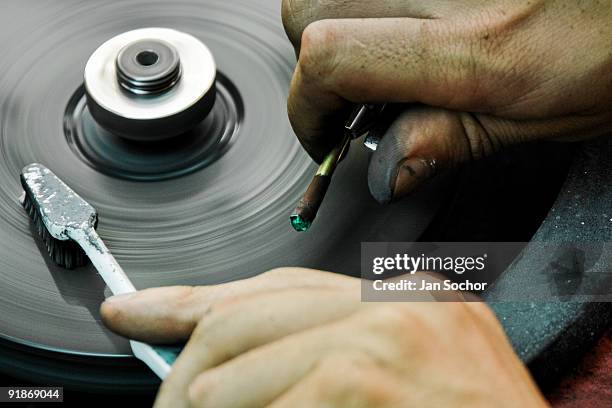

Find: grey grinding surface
<box><xmin>487</xmin><ymin>137</ymin><xmax>612</xmax><ymax>384</ymax></box>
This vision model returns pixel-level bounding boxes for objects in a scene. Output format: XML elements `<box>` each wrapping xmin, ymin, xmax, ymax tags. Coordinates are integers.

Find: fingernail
<box><xmin>105</xmin><ymin>292</ymin><xmax>136</xmax><ymax>304</ymax></box>
<box><xmin>391</xmin><ymin>158</ymin><xmax>436</xmax><ymax>201</ymax></box>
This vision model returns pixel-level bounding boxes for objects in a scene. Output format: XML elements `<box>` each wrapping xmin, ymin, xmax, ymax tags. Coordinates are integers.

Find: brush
<box><xmin>20</xmin><ymin>163</ymin><xmax>175</xmax><ymax>379</ymax></box>
<box><xmin>290</xmin><ymin>104</ymin><xmax>386</xmax><ymax>232</ymax></box>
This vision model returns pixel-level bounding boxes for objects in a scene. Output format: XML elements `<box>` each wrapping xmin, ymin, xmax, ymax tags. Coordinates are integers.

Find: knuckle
<box><xmin>354</xmin><ymin>371</ymin><xmax>400</xmax><ymax>405</ymax></box>
<box><xmin>187</xmin><ymin>375</ymin><xmax>214</xmax><ymax>408</ymax></box>
<box><xmin>367</xmin><ymin>304</ymin><xmax>437</xmax><ymax>351</ymax></box>
<box><xmin>316</xmin><ymin>354</ymin><xmax>365</xmax><ymax>388</ymax></box>
<box><xmin>281</xmin><ymin>0</ymin><xmax>311</xmax><ymax>46</ymax></box>
<box><xmin>175</xmin><ymin>285</ymin><xmax>201</xmax><ymax>309</ymax></box>
<box><xmin>467</xmin><ymin>302</ymin><xmax>500</xmax><ymax>327</ymax></box>
<box><xmin>435</xmin><ymin>302</ymin><xmax>495</xmax><ymax>335</ymax></box>
<box><xmin>191</xmin><ymin>314</ymin><xmax>233</xmax><ymax>363</ymax></box>
<box><xmin>188</xmin><ymin>320</ymin><xmax>208</xmax><ymax>345</ymax></box>
<box><xmin>298</xmin><ymin>20</ymin><xmax>338</xmax><ymax>81</ymax></box>
<box><xmin>195</xmin><ymin>305</ymin><xmax>225</xmax><ymax>338</ymax></box>
<box><xmin>317</xmin><ymin>353</ymin><xmax>398</xmax><ymax>404</ymax></box>
<box><xmin>99</xmin><ymin>301</ymin><xmax>123</xmax><ymax>325</ymax></box>
<box><xmin>458</xmin><ymin>112</ymin><xmax>499</xmax><ymax>161</ymax></box>
<box><xmin>285</xmin><ymin>89</ymin><xmax>302</xmax><ymax>136</ymax></box>
<box><xmin>191</xmin><ymin>312</ymin><xmax>219</xmax><ymax>344</ymax></box>
<box><xmin>173</xmin><ymin>286</ymin><xmax>210</xmax><ymax>328</ymax></box>
<box><xmin>445</xmin><ymin>302</ymin><xmax>474</xmax><ymax>323</ymax></box>
<box><xmin>370</xmin><ymin>304</ymin><xmax>416</xmax><ymax>332</ymax></box>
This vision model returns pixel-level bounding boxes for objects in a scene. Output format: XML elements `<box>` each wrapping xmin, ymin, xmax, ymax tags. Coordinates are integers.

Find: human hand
<box><xmin>100</xmin><ymin>268</ymin><xmax>547</xmax><ymax>407</ymax></box>
<box><xmin>282</xmin><ymin>0</ymin><xmax>612</xmax><ymax>203</ymax></box>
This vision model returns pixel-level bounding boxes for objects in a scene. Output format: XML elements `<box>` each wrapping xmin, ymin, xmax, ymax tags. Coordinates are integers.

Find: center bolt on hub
<box><xmin>116</xmin><ymin>39</ymin><xmax>182</xmax><ymax>95</ymax></box>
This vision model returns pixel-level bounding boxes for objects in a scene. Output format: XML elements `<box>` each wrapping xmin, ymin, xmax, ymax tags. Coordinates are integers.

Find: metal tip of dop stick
<box><xmin>20</xmin><ymin>163</ymin><xmax>98</xmax><ymax>241</ymax></box>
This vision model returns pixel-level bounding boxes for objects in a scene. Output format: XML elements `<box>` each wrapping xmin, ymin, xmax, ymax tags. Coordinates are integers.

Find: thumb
<box><xmin>100</xmin><ymin>286</ymin><xmax>208</xmax><ymax>343</ymax></box>
<box><xmin>367</xmin><ymin>105</ymin><xmax>612</xmax><ymax>204</ymax></box>
<box><xmin>368</xmin><ymin>106</ymin><xmax>480</xmax><ymax>204</ymax></box>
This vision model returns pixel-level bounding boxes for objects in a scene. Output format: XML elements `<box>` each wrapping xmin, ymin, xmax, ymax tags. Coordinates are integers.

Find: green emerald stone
<box><xmin>290</xmin><ymin>214</ymin><xmax>311</xmax><ymax>232</ymax></box>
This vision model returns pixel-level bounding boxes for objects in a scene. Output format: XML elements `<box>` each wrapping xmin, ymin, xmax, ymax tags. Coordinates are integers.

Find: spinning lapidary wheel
<box><xmin>0</xmin><ymin>0</ymin><xmax>609</xmax><ymax>392</ymax></box>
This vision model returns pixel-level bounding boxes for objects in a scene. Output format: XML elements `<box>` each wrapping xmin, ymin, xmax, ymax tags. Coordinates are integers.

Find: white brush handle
<box><xmin>130</xmin><ymin>340</ymin><xmax>173</xmax><ymax>379</ymax></box>
<box><xmin>69</xmin><ymin>227</ymin><xmax>172</xmax><ymax>379</ymax></box>
<box><xmin>70</xmin><ymin>228</ymin><xmax>136</xmax><ymax>295</ymax></box>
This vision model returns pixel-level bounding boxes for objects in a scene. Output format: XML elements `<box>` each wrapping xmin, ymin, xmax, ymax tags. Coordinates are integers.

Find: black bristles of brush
<box><xmin>22</xmin><ymin>191</ymin><xmax>89</xmax><ymax>269</ymax></box>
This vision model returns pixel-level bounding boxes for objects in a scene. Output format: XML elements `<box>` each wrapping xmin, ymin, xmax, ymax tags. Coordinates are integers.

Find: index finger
<box><xmin>287</xmin><ymin>17</ymin><xmax>518</xmax><ymax>162</ymax></box>
<box><xmin>100</xmin><ymin>268</ymin><xmax>355</xmax><ymax>343</ymax></box>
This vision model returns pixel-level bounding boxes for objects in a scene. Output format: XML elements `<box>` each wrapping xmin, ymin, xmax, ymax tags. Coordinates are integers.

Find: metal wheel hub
<box><xmin>84</xmin><ymin>28</ymin><xmax>217</xmax><ymax>141</ymax></box>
